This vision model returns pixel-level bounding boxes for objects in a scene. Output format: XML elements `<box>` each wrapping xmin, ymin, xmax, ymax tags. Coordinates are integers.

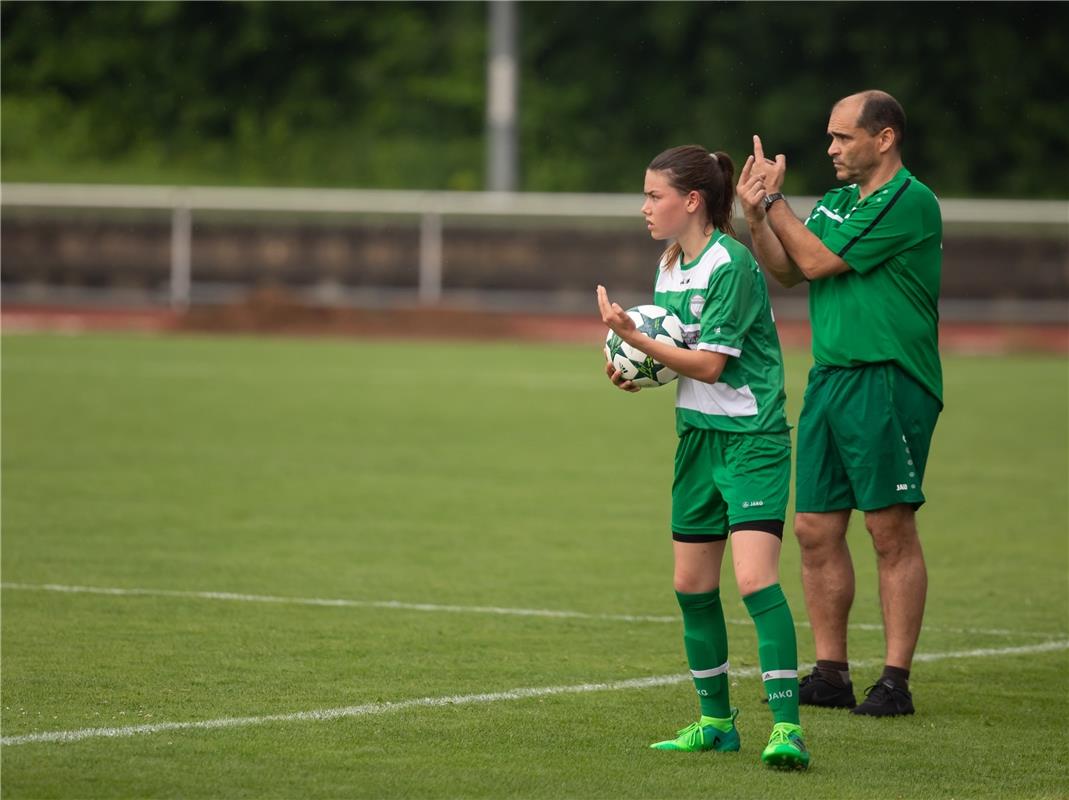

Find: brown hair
<box><xmin>838</xmin><ymin>90</ymin><xmax>906</xmax><ymax>150</ymax></box>
<box><xmin>647</xmin><ymin>144</ymin><xmax>736</xmax><ymax>269</ymax></box>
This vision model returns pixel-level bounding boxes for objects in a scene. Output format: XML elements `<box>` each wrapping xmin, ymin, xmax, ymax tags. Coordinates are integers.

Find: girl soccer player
<box><xmin>596</xmin><ymin>144</ymin><xmax>808</xmax><ymax>769</ymax></box>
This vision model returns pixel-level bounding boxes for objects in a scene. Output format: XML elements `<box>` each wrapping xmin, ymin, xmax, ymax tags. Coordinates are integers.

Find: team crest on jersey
<box><xmin>689</xmin><ymin>294</ymin><xmax>705</xmax><ymax>318</ymax></box>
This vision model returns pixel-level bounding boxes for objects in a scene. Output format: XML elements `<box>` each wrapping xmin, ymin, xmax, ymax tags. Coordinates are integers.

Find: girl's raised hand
<box><xmin>596</xmin><ymin>285</ymin><xmax>636</xmax><ymax>339</ymax></box>
<box><xmin>597</xmin><ymin>285</ymin><xmax>640</xmax><ymax>392</ymax></box>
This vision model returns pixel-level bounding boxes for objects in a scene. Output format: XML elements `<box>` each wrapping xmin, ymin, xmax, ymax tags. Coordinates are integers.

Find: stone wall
<box><xmin>3</xmin><ymin>215</ymin><xmax>1066</xmax><ymax>310</ymax></box>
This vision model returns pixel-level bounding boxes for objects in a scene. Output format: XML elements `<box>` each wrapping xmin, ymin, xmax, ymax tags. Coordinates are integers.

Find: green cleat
<box><xmin>761</xmin><ymin>722</ymin><xmax>810</xmax><ymax>770</ymax></box>
<box><xmin>650</xmin><ymin>708</ymin><xmax>740</xmax><ymax>752</ymax></box>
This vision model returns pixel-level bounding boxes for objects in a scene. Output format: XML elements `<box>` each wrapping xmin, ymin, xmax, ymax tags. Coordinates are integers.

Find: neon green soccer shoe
<box><xmin>650</xmin><ymin>708</ymin><xmax>740</xmax><ymax>752</ymax></box>
<box><xmin>761</xmin><ymin>722</ymin><xmax>810</xmax><ymax>770</ymax></box>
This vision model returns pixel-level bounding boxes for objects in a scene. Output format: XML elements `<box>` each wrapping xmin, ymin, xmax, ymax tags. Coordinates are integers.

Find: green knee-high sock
<box><xmin>743</xmin><ymin>583</ymin><xmax>800</xmax><ymax>725</ymax></box>
<box><xmin>676</xmin><ymin>589</ymin><xmax>731</xmax><ymax>719</ymax></box>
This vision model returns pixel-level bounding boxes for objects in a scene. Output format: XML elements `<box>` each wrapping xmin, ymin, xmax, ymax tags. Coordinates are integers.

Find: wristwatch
<box><xmin>763</xmin><ymin>192</ymin><xmax>784</xmax><ymax>210</ymax></box>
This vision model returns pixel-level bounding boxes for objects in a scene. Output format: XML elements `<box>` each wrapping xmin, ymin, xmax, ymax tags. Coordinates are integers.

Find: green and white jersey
<box><xmin>654</xmin><ymin>233</ymin><xmax>788</xmax><ymax>436</ymax></box>
<box><xmin>804</xmin><ymin>166</ymin><xmax>943</xmax><ymax>403</ymax></box>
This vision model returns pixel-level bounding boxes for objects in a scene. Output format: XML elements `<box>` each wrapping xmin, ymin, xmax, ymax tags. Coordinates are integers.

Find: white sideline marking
<box><xmin>0</xmin><ymin>582</ymin><xmax>676</xmax><ymax>624</ymax></box>
<box><xmin>0</xmin><ymin>582</ymin><xmax>1034</xmax><ymax>638</ymax></box>
<box><xmin>911</xmin><ymin>640</ymin><xmax>1069</xmax><ymax>662</ymax></box>
<box><xmin>0</xmin><ymin>672</ymin><xmax>708</xmax><ymax>746</ymax></box>
<box><xmin>2</xmin><ymin>640</ymin><xmax>1067</xmax><ymax>747</ymax></box>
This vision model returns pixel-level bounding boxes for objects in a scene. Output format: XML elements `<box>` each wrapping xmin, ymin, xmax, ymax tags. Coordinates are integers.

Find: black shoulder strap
<box><xmin>837</xmin><ymin>179</ymin><xmax>912</xmax><ymax>258</ymax></box>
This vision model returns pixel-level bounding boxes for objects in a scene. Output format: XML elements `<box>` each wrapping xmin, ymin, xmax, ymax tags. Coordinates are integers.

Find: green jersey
<box><xmin>804</xmin><ymin>166</ymin><xmax>943</xmax><ymax>403</ymax></box>
<box><xmin>654</xmin><ymin>233</ymin><xmax>788</xmax><ymax>436</ymax></box>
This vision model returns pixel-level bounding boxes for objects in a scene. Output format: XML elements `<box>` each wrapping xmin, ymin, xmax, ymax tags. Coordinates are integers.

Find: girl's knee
<box><xmin>673</xmin><ymin>572</ymin><xmax>719</xmax><ymax>594</ymax></box>
<box><xmin>735</xmin><ymin>573</ymin><xmax>777</xmax><ymax>598</ymax></box>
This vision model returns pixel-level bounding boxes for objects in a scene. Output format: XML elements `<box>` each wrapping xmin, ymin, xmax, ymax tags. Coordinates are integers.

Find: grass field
<box><xmin>2</xmin><ymin>332</ymin><xmax>1067</xmax><ymax>799</ymax></box>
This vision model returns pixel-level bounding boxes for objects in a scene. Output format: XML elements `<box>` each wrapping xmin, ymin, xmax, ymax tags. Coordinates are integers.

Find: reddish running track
<box><xmin>3</xmin><ymin>304</ymin><xmax>1066</xmax><ymax>354</ymax></box>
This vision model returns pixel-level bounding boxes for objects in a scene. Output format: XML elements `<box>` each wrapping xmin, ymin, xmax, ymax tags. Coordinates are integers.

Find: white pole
<box><xmin>486</xmin><ymin>0</ymin><xmax>518</xmax><ymax>191</ymax></box>
<box><xmin>170</xmin><ymin>205</ymin><xmax>192</xmax><ymax>312</ymax></box>
<box><xmin>419</xmin><ymin>212</ymin><xmax>443</xmax><ymax>305</ymax></box>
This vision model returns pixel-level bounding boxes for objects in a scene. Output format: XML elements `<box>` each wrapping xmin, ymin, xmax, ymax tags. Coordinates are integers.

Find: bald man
<box><xmin>736</xmin><ymin>91</ymin><xmax>943</xmax><ymax>717</ymax></box>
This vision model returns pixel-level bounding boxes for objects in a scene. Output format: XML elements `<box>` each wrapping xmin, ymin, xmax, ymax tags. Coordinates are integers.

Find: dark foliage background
<box><xmin>3</xmin><ymin>1</ymin><xmax>1066</xmax><ymax>197</ymax></box>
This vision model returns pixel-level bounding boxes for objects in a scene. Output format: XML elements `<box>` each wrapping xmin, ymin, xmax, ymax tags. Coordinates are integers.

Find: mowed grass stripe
<box><xmin>3</xmin><ymin>334</ymin><xmax>1066</xmax><ymax>799</ymax></box>
<box><xmin>0</xmin><ymin>581</ymin><xmax>1037</xmax><ymax>638</ymax></box>
<box><xmin>5</xmin><ymin>641</ymin><xmax>1066</xmax><ymax>747</ymax></box>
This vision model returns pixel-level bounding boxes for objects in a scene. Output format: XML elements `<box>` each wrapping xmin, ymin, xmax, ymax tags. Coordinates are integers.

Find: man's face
<box><xmin>826</xmin><ymin>98</ymin><xmax>882</xmax><ymax>184</ymax></box>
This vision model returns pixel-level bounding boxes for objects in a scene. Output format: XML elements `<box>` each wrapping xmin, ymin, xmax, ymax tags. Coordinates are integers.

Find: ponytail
<box><xmin>711</xmin><ymin>151</ymin><xmax>736</xmax><ymax>238</ymax></box>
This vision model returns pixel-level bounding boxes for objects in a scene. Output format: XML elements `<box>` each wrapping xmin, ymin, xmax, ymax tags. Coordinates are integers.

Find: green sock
<box><xmin>743</xmin><ymin>583</ymin><xmax>800</xmax><ymax>725</ymax></box>
<box><xmin>676</xmin><ymin>589</ymin><xmax>731</xmax><ymax>719</ymax></box>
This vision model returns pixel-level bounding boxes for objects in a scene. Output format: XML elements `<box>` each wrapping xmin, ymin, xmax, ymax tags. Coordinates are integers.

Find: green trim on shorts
<box><xmin>795</xmin><ymin>362</ymin><xmax>941</xmax><ymax>513</ymax></box>
<box><xmin>672</xmin><ymin>428</ymin><xmax>791</xmax><ymax>537</ymax></box>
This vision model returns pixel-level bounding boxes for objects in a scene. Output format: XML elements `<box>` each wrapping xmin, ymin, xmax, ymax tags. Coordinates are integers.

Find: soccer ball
<box><xmin>603</xmin><ymin>304</ymin><xmax>688</xmax><ymax>388</ymax></box>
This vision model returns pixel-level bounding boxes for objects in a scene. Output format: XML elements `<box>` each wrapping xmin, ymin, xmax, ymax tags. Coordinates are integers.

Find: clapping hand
<box><xmin>737</xmin><ymin>153</ymin><xmax>769</xmax><ymax>222</ymax></box>
<box><xmin>751</xmin><ymin>135</ymin><xmax>787</xmax><ymax>194</ymax></box>
<box><xmin>738</xmin><ymin>135</ymin><xmax>787</xmax><ymax>223</ymax></box>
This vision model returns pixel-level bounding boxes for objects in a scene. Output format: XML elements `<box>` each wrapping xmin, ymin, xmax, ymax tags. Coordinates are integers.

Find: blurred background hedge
<box><xmin>3</xmin><ymin>1</ymin><xmax>1066</xmax><ymax>197</ymax></box>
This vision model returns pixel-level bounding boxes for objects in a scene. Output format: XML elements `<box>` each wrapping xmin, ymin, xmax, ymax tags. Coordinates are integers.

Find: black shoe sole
<box><xmin>850</xmin><ymin>705</ymin><xmax>914</xmax><ymax>717</ymax></box>
<box><xmin>799</xmin><ymin>697</ymin><xmax>857</xmax><ymax>709</ymax></box>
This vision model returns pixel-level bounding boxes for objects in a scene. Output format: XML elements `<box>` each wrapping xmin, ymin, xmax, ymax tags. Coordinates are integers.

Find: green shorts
<box><xmin>672</xmin><ymin>428</ymin><xmax>791</xmax><ymax>542</ymax></box>
<box><xmin>795</xmin><ymin>362</ymin><xmax>941</xmax><ymax>513</ymax></box>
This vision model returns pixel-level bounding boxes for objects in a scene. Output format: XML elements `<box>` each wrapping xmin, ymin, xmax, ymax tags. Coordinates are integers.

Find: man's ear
<box><xmin>878</xmin><ymin>126</ymin><xmax>897</xmax><ymax>154</ymax></box>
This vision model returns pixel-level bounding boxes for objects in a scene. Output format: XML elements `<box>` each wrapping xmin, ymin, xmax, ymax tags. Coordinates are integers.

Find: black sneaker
<box><xmin>798</xmin><ymin>669</ymin><xmax>857</xmax><ymax>708</ymax></box>
<box><xmin>850</xmin><ymin>678</ymin><xmax>915</xmax><ymax>717</ymax></box>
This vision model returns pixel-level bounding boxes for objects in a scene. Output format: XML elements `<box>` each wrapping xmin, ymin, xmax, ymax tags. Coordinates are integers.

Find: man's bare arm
<box><xmin>765</xmin><ymin>199</ymin><xmax>851</xmax><ymax>281</ymax></box>
<box><xmin>736</xmin><ymin>154</ymin><xmax>805</xmax><ymax>287</ymax></box>
<box><xmin>750</xmin><ymin>135</ymin><xmax>851</xmax><ymax>282</ymax></box>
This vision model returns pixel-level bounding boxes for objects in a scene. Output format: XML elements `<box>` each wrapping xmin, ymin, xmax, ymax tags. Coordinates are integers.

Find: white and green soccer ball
<box><xmin>603</xmin><ymin>304</ymin><xmax>688</xmax><ymax>388</ymax></box>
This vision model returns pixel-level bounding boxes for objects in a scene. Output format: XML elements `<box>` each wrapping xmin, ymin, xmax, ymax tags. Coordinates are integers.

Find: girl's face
<box><xmin>641</xmin><ymin>169</ymin><xmax>698</xmax><ymax>241</ymax></box>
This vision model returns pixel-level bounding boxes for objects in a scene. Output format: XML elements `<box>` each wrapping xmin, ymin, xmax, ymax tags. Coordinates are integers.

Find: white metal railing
<box><xmin>2</xmin><ymin>183</ymin><xmax>1067</xmax><ymax>311</ymax></box>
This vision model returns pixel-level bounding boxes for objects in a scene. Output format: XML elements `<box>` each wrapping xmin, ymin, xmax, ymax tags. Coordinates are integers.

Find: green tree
<box><xmin>2</xmin><ymin>1</ymin><xmax>1066</xmax><ymax>196</ymax></box>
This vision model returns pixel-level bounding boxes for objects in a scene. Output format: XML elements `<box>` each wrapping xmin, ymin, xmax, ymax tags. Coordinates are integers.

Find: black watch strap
<box><xmin>763</xmin><ymin>192</ymin><xmax>784</xmax><ymax>210</ymax></box>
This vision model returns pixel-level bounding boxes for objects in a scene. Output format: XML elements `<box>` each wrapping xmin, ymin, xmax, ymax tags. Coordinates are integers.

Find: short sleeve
<box><xmin>817</xmin><ymin>182</ymin><xmax>925</xmax><ymax>274</ymax></box>
<box><xmin>696</xmin><ymin>263</ymin><xmax>758</xmax><ymax>358</ymax></box>
<box><xmin>804</xmin><ymin>193</ymin><xmax>839</xmax><ymax>238</ymax></box>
